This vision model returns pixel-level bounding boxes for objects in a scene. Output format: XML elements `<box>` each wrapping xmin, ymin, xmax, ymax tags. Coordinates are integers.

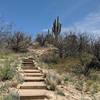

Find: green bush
<box><xmin>71</xmin><ymin>65</ymin><xmax>84</xmax><ymax>75</ymax></box>
<box><xmin>75</xmin><ymin>80</ymin><xmax>84</xmax><ymax>91</ymax></box>
<box><xmin>41</xmin><ymin>50</ymin><xmax>59</xmax><ymax>64</ymax></box>
<box><xmin>45</xmin><ymin>71</ymin><xmax>61</xmax><ymax>90</ymax></box>
<box><xmin>4</xmin><ymin>91</ymin><xmax>19</xmax><ymax>100</ymax></box>
<box><xmin>0</xmin><ymin>62</ymin><xmax>16</xmax><ymax>81</ymax></box>
<box><xmin>80</xmin><ymin>52</ymin><xmax>93</xmax><ymax>65</ymax></box>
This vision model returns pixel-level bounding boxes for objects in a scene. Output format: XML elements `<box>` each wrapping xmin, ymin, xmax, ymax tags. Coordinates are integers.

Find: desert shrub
<box><xmin>64</xmin><ymin>33</ymin><xmax>79</xmax><ymax>57</ymax></box>
<box><xmin>45</xmin><ymin>71</ymin><xmax>61</xmax><ymax>90</ymax></box>
<box><xmin>70</xmin><ymin>65</ymin><xmax>84</xmax><ymax>75</ymax></box>
<box><xmin>75</xmin><ymin>80</ymin><xmax>84</xmax><ymax>91</ymax></box>
<box><xmin>63</xmin><ymin>73</ymin><xmax>75</xmax><ymax>84</ymax></box>
<box><xmin>32</xmin><ymin>42</ymin><xmax>40</xmax><ymax>49</ymax></box>
<box><xmin>92</xmin><ymin>38</ymin><xmax>100</xmax><ymax>61</ymax></box>
<box><xmin>89</xmin><ymin>71</ymin><xmax>100</xmax><ymax>81</ymax></box>
<box><xmin>0</xmin><ymin>61</ymin><xmax>16</xmax><ymax>81</ymax></box>
<box><xmin>56</xmin><ymin>86</ymin><xmax>65</xmax><ymax>96</ymax></box>
<box><xmin>55</xmin><ymin>36</ymin><xmax>66</xmax><ymax>58</ymax></box>
<box><xmin>90</xmin><ymin>82</ymin><xmax>100</xmax><ymax>94</ymax></box>
<box><xmin>41</xmin><ymin>49</ymin><xmax>59</xmax><ymax>64</ymax></box>
<box><xmin>0</xmin><ymin>82</ymin><xmax>9</xmax><ymax>95</ymax></box>
<box><xmin>4</xmin><ymin>90</ymin><xmax>19</xmax><ymax>100</ymax></box>
<box><xmin>79</xmin><ymin>52</ymin><xmax>93</xmax><ymax>65</ymax></box>
<box><xmin>0</xmin><ymin>19</ymin><xmax>12</xmax><ymax>50</ymax></box>
<box><xmin>84</xmin><ymin>58</ymin><xmax>100</xmax><ymax>76</ymax></box>
<box><xmin>45</xmin><ymin>30</ymin><xmax>54</xmax><ymax>45</ymax></box>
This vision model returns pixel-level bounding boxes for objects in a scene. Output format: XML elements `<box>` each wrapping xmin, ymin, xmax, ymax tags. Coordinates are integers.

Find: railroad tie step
<box><xmin>24</xmin><ymin>73</ymin><xmax>44</xmax><ymax>77</ymax></box>
<box><xmin>19</xmin><ymin>82</ymin><xmax>46</xmax><ymax>89</ymax></box>
<box><xmin>18</xmin><ymin>89</ymin><xmax>48</xmax><ymax>100</ymax></box>
<box><xmin>19</xmin><ymin>69</ymin><xmax>41</xmax><ymax>73</ymax></box>
<box><xmin>22</xmin><ymin>62</ymin><xmax>34</xmax><ymax>65</ymax></box>
<box><xmin>22</xmin><ymin>66</ymin><xmax>38</xmax><ymax>70</ymax></box>
<box><xmin>24</xmin><ymin>76</ymin><xmax>44</xmax><ymax>82</ymax></box>
<box><xmin>22</xmin><ymin>60</ymin><xmax>33</xmax><ymax>62</ymax></box>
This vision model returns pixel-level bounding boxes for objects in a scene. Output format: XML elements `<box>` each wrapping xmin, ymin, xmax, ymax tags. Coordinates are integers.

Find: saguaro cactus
<box><xmin>52</xmin><ymin>16</ymin><xmax>61</xmax><ymax>41</ymax></box>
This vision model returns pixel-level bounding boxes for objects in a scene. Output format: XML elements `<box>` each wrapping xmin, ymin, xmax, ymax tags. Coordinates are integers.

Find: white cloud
<box><xmin>42</xmin><ymin>29</ymin><xmax>48</xmax><ymax>32</ymax></box>
<box><xmin>65</xmin><ymin>11</ymin><xmax>100</xmax><ymax>36</ymax></box>
<box><xmin>74</xmin><ymin>12</ymin><xmax>100</xmax><ymax>32</ymax></box>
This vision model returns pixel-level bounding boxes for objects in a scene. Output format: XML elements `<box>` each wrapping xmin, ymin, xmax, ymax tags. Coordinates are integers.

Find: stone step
<box><xmin>21</xmin><ymin>99</ymin><xmax>44</xmax><ymax>100</ymax></box>
<box><xmin>19</xmin><ymin>69</ymin><xmax>41</xmax><ymax>73</ymax></box>
<box><xmin>24</xmin><ymin>77</ymin><xmax>44</xmax><ymax>82</ymax></box>
<box><xmin>24</xmin><ymin>73</ymin><xmax>44</xmax><ymax>77</ymax></box>
<box><xmin>19</xmin><ymin>82</ymin><xmax>46</xmax><ymax>89</ymax></box>
<box><xmin>22</xmin><ymin>66</ymin><xmax>37</xmax><ymax>70</ymax></box>
<box><xmin>22</xmin><ymin>62</ymin><xmax>34</xmax><ymax>64</ymax></box>
<box><xmin>22</xmin><ymin>62</ymin><xmax>34</xmax><ymax>65</ymax></box>
<box><xmin>23</xmin><ymin>60</ymin><xmax>33</xmax><ymax>62</ymax></box>
<box><xmin>18</xmin><ymin>89</ymin><xmax>48</xmax><ymax>100</ymax></box>
<box><xmin>23</xmin><ymin>59</ymin><xmax>33</xmax><ymax>61</ymax></box>
<box><xmin>23</xmin><ymin>58</ymin><xmax>34</xmax><ymax>61</ymax></box>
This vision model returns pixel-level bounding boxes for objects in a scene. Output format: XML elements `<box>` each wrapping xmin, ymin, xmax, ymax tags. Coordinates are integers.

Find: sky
<box><xmin>0</xmin><ymin>0</ymin><xmax>100</xmax><ymax>37</ymax></box>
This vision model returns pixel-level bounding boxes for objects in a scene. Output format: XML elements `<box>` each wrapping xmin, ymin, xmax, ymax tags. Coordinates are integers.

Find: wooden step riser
<box><xmin>22</xmin><ymin>62</ymin><xmax>34</xmax><ymax>65</ymax></box>
<box><xmin>20</xmin><ymin>70</ymin><xmax>41</xmax><ymax>73</ymax></box>
<box><xmin>22</xmin><ymin>63</ymin><xmax>34</xmax><ymax>65</ymax></box>
<box><xmin>20</xmin><ymin>96</ymin><xmax>47</xmax><ymax>100</ymax></box>
<box><xmin>24</xmin><ymin>80</ymin><xmax>44</xmax><ymax>82</ymax></box>
<box><xmin>22</xmin><ymin>65</ymin><xmax>35</xmax><ymax>67</ymax></box>
<box><xmin>22</xmin><ymin>64</ymin><xmax>35</xmax><ymax>67</ymax></box>
<box><xmin>24</xmin><ymin>71</ymin><xmax>41</xmax><ymax>73</ymax></box>
<box><xmin>23</xmin><ymin>59</ymin><xmax>33</xmax><ymax>61</ymax></box>
<box><xmin>23</xmin><ymin>59</ymin><xmax>34</xmax><ymax>61</ymax></box>
<box><xmin>22</xmin><ymin>73</ymin><xmax>43</xmax><ymax>76</ymax></box>
<box><xmin>23</xmin><ymin>60</ymin><xmax>33</xmax><ymax>62</ymax></box>
<box><xmin>22</xmin><ymin>67</ymin><xmax>37</xmax><ymax>70</ymax></box>
<box><xmin>22</xmin><ymin>72</ymin><xmax>41</xmax><ymax>73</ymax></box>
<box><xmin>25</xmin><ymin>75</ymin><xmax>43</xmax><ymax>77</ymax></box>
<box><xmin>20</xmin><ymin>99</ymin><xmax>45</xmax><ymax>100</ymax></box>
<box><xmin>23</xmin><ymin>58</ymin><xmax>34</xmax><ymax>60</ymax></box>
<box><xmin>20</xmin><ymin>86</ymin><xmax>46</xmax><ymax>89</ymax></box>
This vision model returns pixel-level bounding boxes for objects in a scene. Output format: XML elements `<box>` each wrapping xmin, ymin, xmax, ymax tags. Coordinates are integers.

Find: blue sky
<box><xmin>0</xmin><ymin>0</ymin><xmax>100</xmax><ymax>37</ymax></box>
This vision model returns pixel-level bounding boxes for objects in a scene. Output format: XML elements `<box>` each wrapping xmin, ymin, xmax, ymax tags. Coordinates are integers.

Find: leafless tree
<box><xmin>35</xmin><ymin>33</ymin><xmax>46</xmax><ymax>46</ymax></box>
<box><xmin>8</xmin><ymin>32</ymin><xmax>31</xmax><ymax>52</ymax></box>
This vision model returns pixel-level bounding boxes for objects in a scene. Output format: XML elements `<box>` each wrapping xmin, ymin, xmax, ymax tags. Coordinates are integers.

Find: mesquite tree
<box><xmin>35</xmin><ymin>33</ymin><xmax>46</xmax><ymax>46</ymax></box>
<box><xmin>8</xmin><ymin>32</ymin><xmax>31</xmax><ymax>52</ymax></box>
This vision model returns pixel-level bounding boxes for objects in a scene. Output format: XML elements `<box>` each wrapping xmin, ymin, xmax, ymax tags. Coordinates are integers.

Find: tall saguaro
<box><xmin>52</xmin><ymin>16</ymin><xmax>61</xmax><ymax>41</ymax></box>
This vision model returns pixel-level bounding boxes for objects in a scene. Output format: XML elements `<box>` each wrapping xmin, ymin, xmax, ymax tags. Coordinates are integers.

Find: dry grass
<box><xmin>48</xmin><ymin>57</ymin><xmax>81</xmax><ymax>73</ymax></box>
<box><xmin>42</xmin><ymin>53</ymin><xmax>100</xmax><ymax>95</ymax></box>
